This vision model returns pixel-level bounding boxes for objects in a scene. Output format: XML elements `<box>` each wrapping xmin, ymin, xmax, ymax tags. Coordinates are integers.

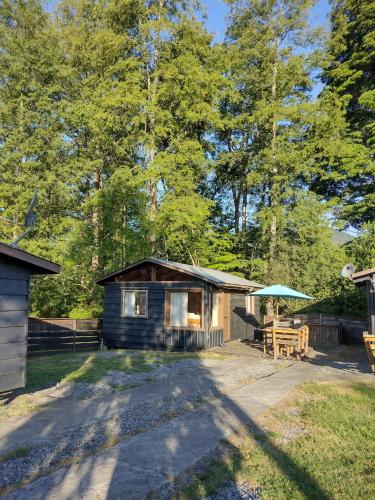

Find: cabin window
<box><xmin>211</xmin><ymin>293</ymin><xmax>220</xmax><ymax>327</ymax></box>
<box><xmin>121</xmin><ymin>289</ymin><xmax>148</xmax><ymax>317</ymax></box>
<box><xmin>166</xmin><ymin>290</ymin><xmax>203</xmax><ymax>328</ymax></box>
<box><xmin>246</xmin><ymin>294</ymin><xmax>256</xmax><ymax>315</ymax></box>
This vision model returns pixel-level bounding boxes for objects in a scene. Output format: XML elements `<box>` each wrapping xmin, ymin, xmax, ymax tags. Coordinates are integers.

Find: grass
<box><xmin>0</xmin><ymin>349</ymin><xmax>228</xmax><ymax>419</ymax></box>
<box><xmin>25</xmin><ymin>349</ymin><xmax>227</xmax><ymax>390</ymax></box>
<box><xmin>175</xmin><ymin>378</ymin><xmax>375</xmax><ymax>500</ymax></box>
<box><xmin>0</xmin><ymin>446</ymin><xmax>31</xmax><ymax>463</ymax></box>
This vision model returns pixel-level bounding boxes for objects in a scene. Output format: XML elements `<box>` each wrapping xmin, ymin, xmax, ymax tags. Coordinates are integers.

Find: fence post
<box><xmin>73</xmin><ymin>319</ymin><xmax>77</xmax><ymax>352</ymax></box>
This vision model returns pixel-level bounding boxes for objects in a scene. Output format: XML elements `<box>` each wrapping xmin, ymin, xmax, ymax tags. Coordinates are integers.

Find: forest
<box><xmin>0</xmin><ymin>0</ymin><xmax>374</xmax><ymax>318</ymax></box>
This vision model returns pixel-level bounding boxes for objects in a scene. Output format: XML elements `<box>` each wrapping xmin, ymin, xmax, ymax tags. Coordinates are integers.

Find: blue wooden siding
<box><xmin>0</xmin><ymin>257</ymin><xmax>29</xmax><ymax>392</ymax></box>
<box><xmin>102</xmin><ymin>282</ymin><xmax>223</xmax><ymax>350</ymax></box>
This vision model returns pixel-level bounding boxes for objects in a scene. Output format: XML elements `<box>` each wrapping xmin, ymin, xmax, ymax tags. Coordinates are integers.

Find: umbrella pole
<box><xmin>276</xmin><ymin>300</ymin><xmax>279</xmax><ymax>320</ymax></box>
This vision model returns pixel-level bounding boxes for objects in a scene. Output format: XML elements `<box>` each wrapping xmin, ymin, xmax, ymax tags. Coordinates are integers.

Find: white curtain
<box><xmin>212</xmin><ymin>293</ymin><xmax>219</xmax><ymax>327</ymax></box>
<box><xmin>123</xmin><ymin>291</ymin><xmax>135</xmax><ymax>316</ymax></box>
<box><xmin>170</xmin><ymin>292</ymin><xmax>188</xmax><ymax>327</ymax></box>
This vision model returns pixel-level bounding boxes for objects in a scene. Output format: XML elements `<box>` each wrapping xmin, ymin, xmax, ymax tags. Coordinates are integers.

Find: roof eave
<box><xmin>0</xmin><ymin>243</ymin><xmax>60</xmax><ymax>274</ymax></box>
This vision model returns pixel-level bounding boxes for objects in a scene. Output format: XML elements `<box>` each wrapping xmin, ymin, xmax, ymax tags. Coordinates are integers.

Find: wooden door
<box><xmin>222</xmin><ymin>292</ymin><xmax>231</xmax><ymax>342</ymax></box>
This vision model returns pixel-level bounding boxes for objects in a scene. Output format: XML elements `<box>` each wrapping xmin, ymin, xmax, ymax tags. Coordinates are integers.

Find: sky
<box><xmin>202</xmin><ymin>0</ymin><xmax>331</xmax><ymax>42</ymax></box>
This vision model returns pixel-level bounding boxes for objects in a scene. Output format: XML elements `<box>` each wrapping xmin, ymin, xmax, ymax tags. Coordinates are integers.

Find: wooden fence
<box><xmin>28</xmin><ymin>318</ymin><xmax>102</xmax><ymax>356</ymax></box>
<box><xmin>264</xmin><ymin>314</ymin><xmax>366</xmax><ymax>344</ymax></box>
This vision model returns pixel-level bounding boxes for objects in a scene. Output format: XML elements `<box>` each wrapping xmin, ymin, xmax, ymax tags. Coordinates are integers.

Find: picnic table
<box><xmin>363</xmin><ymin>333</ymin><xmax>375</xmax><ymax>373</ymax></box>
<box><xmin>261</xmin><ymin>325</ymin><xmax>309</xmax><ymax>360</ymax></box>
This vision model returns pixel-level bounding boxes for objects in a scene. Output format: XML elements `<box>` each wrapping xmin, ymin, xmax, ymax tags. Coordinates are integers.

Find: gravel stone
<box><xmin>0</xmin><ymin>358</ymin><xmax>280</xmax><ymax>493</ymax></box>
<box><xmin>205</xmin><ymin>481</ymin><xmax>261</xmax><ymax>500</ymax></box>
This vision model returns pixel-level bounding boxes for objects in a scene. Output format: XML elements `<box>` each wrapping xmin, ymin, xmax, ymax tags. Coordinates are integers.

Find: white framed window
<box><xmin>212</xmin><ymin>292</ymin><xmax>219</xmax><ymax>327</ymax></box>
<box><xmin>121</xmin><ymin>289</ymin><xmax>148</xmax><ymax>317</ymax></box>
<box><xmin>246</xmin><ymin>294</ymin><xmax>256</xmax><ymax>315</ymax></box>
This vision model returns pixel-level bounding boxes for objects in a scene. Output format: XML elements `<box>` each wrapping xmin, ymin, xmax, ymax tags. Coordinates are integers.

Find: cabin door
<box><xmin>222</xmin><ymin>293</ymin><xmax>231</xmax><ymax>342</ymax></box>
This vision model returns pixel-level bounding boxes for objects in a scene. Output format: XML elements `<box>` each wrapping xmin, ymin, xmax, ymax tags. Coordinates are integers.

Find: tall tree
<box><xmin>0</xmin><ymin>0</ymin><xmax>71</xmax><ymax>258</ymax></box>
<box><xmin>322</xmin><ymin>0</ymin><xmax>375</xmax><ymax>227</ymax></box>
<box><xmin>219</xmin><ymin>0</ymin><xmax>318</xmax><ymax>291</ymax></box>
<box><xmin>128</xmin><ymin>0</ymin><xmax>222</xmax><ymax>262</ymax></box>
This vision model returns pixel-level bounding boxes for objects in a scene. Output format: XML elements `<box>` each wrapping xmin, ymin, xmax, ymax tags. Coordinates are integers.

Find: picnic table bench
<box><xmin>261</xmin><ymin>325</ymin><xmax>309</xmax><ymax>360</ymax></box>
<box><xmin>363</xmin><ymin>333</ymin><xmax>375</xmax><ymax>373</ymax></box>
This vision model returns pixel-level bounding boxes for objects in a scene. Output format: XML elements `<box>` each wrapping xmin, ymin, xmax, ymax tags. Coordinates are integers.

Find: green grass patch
<box><xmin>24</xmin><ymin>350</ymin><xmax>227</xmax><ymax>391</ymax></box>
<box><xmin>0</xmin><ymin>350</ymin><xmax>227</xmax><ymax>419</ymax></box>
<box><xmin>0</xmin><ymin>447</ymin><xmax>31</xmax><ymax>463</ymax></box>
<box><xmin>175</xmin><ymin>378</ymin><xmax>375</xmax><ymax>499</ymax></box>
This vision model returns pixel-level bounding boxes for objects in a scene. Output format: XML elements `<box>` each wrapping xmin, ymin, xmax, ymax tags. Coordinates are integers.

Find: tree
<box><xmin>219</xmin><ymin>0</ymin><xmax>319</xmax><ymax>291</ymax></box>
<box><xmin>129</xmin><ymin>0</ymin><xmax>222</xmax><ymax>260</ymax></box>
<box><xmin>0</xmin><ymin>0</ymin><xmax>72</xmax><ymax>256</ymax></box>
<box><xmin>322</xmin><ymin>0</ymin><xmax>375</xmax><ymax>227</ymax></box>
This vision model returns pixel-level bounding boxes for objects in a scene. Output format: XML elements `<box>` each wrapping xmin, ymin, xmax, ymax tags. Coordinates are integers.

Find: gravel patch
<box><xmin>0</xmin><ymin>359</ymin><xmax>281</xmax><ymax>494</ymax></box>
<box><xmin>205</xmin><ymin>481</ymin><xmax>261</xmax><ymax>500</ymax></box>
<box><xmin>19</xmin><ymin>358</ymin><xmax>279</xmax><ymax>407</ymax></box>
<box><xmin>102</xmin><ymin>358</ymin><xmax>204</xmax><ymax>387</ymax></box>
<box><xmin>276</xmin><ymin>425</ymin><xmax>309</xmax><ymax>444</ymax></box>
<box><xmin>0</xmin><ymin>382</ymin><xmax>219</xmax><ymax>493</ymax></box>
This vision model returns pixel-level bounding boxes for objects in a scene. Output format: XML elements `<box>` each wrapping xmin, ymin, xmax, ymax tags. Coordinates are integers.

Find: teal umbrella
<box><xmin>250</xmin><ymin>284</ymin><xmax>313</xmax><ymax>317</ymax></box>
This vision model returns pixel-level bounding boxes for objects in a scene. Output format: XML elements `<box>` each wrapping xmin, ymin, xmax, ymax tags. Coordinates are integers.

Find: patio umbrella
<box><xmin>250</xmin><ymin>284</ymin><xmax>313</xmax><ymax>317</ymax></box>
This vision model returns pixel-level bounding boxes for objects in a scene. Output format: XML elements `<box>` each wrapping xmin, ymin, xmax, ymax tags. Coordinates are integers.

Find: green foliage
<box><xmin>322</xmin><ymin>0</ymin><xmax>375</xmax><ymax>227</ymax></box>
<box><xmin>68</xmin><ymin>305</ymin><xmax>103</xmax><ymax>319</ymax></box>
<box><xmin>0</xmin><ymin>0</ymin><xmax>371</xmax><ymax>319</ymax></box>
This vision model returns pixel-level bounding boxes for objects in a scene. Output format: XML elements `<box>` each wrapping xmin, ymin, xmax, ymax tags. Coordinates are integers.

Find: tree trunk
<box><xmin>232</xmin><ymin>185</ymin><xmax>240</xmax><ymax>234</ymax></box>
<box><xmin>241</xmin><ymin>186</ymin><xmax>247</xmax><ymax>232</ymax></box>
<box><xmin>91</xmin><ymin>169</ymin><xmax>101</xmax><ymax>271</ymax></box>
<box><xmin>267</xmin><ymin>31</ymin><xmax>279</xmax><ymax>317</ymax></box>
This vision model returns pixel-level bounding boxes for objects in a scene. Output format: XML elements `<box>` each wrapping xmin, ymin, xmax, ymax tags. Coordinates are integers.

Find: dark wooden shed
<box><xmin>96</xmin><ymin>258</ymin><xmax>264</xmax><ymax>351</ymax></box>
<box><xmin>352</xmin><ymin>267</ymin><xmax>375</xmax><ymax>335</ymax></box>
<box><xmin>0</xmin><ymin>243</ymin><xmax>60</xmax><ymax>392</ymax></box>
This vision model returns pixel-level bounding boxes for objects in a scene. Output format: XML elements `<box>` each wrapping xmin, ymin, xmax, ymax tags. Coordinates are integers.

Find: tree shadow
<box><xmin>0</xmin><ymin>349</ymin><xmax>331</xmax><ymax>499</ymax></box>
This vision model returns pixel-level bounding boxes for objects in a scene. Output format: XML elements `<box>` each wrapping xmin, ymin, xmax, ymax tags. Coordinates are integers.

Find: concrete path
<box><xmin>0</xmin><ymin>356</ymin><xmax>285</xmax><ymax>453</ymax></box>
<box><xmin>4</xmin><ymin>361</ymin><xmax>319</xmax><ymax>500</ymax></box>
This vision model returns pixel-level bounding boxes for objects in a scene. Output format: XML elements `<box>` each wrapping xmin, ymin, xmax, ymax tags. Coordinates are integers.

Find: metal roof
<box><xmin>96</xmin><ymin>257</ymin><xmax>264</xmax><ymax>289</ymax></box>
<box><xmin>0</xmin><ymin>243</ymin><xmax>61</xmax><ymax>275</ymax></box>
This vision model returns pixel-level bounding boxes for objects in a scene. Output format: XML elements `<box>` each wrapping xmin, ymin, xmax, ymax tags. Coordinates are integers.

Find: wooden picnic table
<box><xmin>363</xmin><ymin>333</ymin><xmax>375</xmax><ymax>373</ymax></box>
<box><xmin>261</xmin><ymin>325</ymin><xmax>309</xmax><ymax>360</ymax></box>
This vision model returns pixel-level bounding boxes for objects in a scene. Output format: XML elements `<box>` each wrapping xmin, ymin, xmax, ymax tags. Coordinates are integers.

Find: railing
<box><xmin>28</xmin><ymin>318</ymin><xmax>102</xmax><ymax>356</ymax></box>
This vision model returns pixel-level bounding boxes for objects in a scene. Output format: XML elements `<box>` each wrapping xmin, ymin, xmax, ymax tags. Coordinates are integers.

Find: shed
<box><xmin>96</xmin><ymin>258</ymin><xmax>264</xmax><ymax>351</ymax></box>
<box><xmin>352</xmin><ymin>267</ymin><xmax>375</xmax><ymax>334</ymax></box>
<box><xmin>0</xmin><ymin>243</ymin><xmax>60</xmax><ymax>392</ymax></box>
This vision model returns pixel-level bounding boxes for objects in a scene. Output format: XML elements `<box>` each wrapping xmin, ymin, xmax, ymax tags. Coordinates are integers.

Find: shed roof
<box><xmin>0</xmin><ymin>243</ymin><xmax>61</xmax><ymax>275</ymax></box>
<box><xmin>352</xmin><ymin>267</ymin><xmax>375</xmax><ymax>284</ymax></box>
<box><xmin>96</xmin><ymin>257</ymin><xmax>264</xmax><ymax>290</ymax></box>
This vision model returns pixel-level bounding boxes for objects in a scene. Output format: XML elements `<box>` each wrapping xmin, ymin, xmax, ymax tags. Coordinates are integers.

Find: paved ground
<box><xmin>1</xmin><ymin>342</ymin><xmax>372</xmax><ymax>499</ymax></box>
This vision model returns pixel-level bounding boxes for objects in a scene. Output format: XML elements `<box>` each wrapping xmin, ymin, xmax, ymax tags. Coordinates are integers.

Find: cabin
<box><xmin>0</xmin><ymin>243</ymin><xmax>60</xmax><ymax>392</ymax></box>
<box><xmin>96</xmin><ymin>258</ymin><xmax>264</xmax><ymax>351</ymax></box>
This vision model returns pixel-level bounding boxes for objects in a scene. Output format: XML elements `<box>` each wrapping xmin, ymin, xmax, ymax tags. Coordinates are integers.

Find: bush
<box><xmin>68</xmin><ymin>305</ymin><xmax>103</xmax><ymax>319</ymax></box>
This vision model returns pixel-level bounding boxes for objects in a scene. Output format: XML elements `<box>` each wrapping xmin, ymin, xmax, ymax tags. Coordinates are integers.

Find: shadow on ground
<box><xmin>0</xmin><ymin>343</ymin><xmax>369</xmax><ymax>499</ymax></box>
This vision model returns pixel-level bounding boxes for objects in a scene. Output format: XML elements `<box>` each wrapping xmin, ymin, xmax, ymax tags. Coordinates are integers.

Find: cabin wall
<box><xmin>102</xmin><ymin>281</ymin><xmax>223</xmax><ymax>350</ymax></box>
<box><xmin>0</xmin><ymin>257</ymin><xmax>29</xmax><ymax>392</ymax></box>
<box><xmin>230</xmin><ymin>292</ymin><xmax>261</xmax><ymax>341</ymax></box>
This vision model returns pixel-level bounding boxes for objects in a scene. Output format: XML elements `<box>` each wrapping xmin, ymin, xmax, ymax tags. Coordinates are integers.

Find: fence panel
<box><xmin>27</xmin><ymin>318</ymin><xmax>102</xmax><ymax>356</ymax></box>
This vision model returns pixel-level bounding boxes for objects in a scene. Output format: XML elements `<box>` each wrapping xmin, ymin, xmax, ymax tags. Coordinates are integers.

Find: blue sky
<box><xmin>202</xmin><ymin>0</ymin><xmax>331</xmax><ymax>40</ymax></box>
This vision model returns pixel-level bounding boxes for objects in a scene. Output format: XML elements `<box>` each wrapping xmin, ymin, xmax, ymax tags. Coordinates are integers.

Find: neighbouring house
<box><xmin>0</xmin><ymin>243</ymin><xmax>60</xmax><ymax>392</ymax></box>
<box><xmin>96</xmin><ymin>258</ymin><xmax>264</xmax><ymax>351</ymax></box>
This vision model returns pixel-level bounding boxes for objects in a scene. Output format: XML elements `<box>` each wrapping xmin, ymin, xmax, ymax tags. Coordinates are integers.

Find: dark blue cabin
<box><xmin>97</xmin><ymin>258</ymin><xmax>264</xmax><ymax>351</ymax></box>
<box><xmin>0</xmin><ymin>244</ymin><xmax>60</xmax><ymax>392</ymax></box>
